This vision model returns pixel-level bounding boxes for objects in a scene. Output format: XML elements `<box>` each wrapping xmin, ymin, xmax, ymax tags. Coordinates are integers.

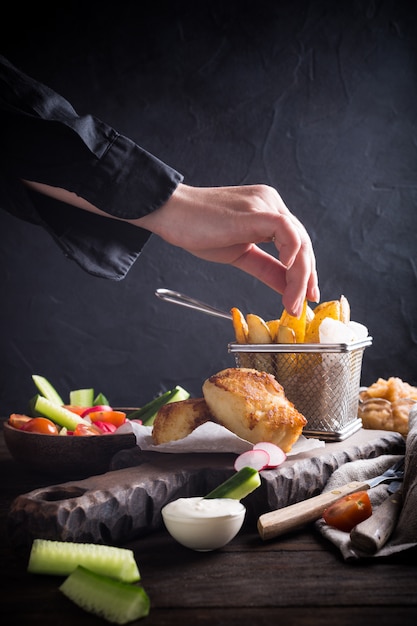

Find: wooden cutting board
<box><xmin>8</xmin><ymin>429</ymin><xmax>404</xmax><ymax>548</ymax></box>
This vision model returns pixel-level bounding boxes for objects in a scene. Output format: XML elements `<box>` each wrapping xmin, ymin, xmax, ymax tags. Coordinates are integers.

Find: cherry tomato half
<box><xmin>323</xmin><ymin>491</ymin><xmax>372</xmax><ymax>532</ymax></box>
<box><xmin>89</xmin><ymin>411</ymin><xmax>126</xmax><ymax>428</ymax></box>
<box><xmin>9</xmin><ymin>414</ymin><xmax>33</xmax><ymax>430</ymax></box>
<box><xmin>73</xmin><ymin>423</ymin><xmax>102</xmax><ymax>436</ymax></box>
<box><xmin>22</xmin><ymin>417</ymin><xmax>59</xmax><ymax>435</ymax></box>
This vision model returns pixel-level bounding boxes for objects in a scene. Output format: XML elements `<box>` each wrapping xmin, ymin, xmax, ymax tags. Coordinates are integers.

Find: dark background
<box><xmin>1</xmin><ymin>0</ymin><xmax>416</xmax><ymax>415</ymax></box>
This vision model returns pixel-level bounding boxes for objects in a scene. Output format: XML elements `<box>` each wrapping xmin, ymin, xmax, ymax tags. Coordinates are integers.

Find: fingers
<box><xmin>281</xmin><ymin>243</ymin><xmax>319</xmax><ymax>317</ymax></box>
<box><xmin>271</xmin><ymin>213</ymin><xmax>301</xmax><ymax>269</ymax></box>
<box><xmin>231</xmin><ymin>245</ymin><xmax>289</xmax><ymax>295</ymax></box>
<box><xmin>270</xmin><ymin>208</ymin><xmax>320</xmax><ymax>313</ymax></box>
<box><xmin>232</xmin><ymin>236</ymin><xmax>319</xmax><ymax>317</ymax></box>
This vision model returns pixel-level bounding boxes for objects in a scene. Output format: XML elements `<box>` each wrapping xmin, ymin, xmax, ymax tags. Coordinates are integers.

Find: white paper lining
<box><xmin>116</xmin><ymin>420</ymin><xmax>325</xmax><ymax>457</ymax></box>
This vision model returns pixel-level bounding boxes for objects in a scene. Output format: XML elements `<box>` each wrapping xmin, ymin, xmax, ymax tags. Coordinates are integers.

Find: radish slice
<box><xmin>80</xmin><ymin>405</ymin><xmax>112</xmax><ymax>418</ymax></box>
<box><xmin>253</xmin><ymin>442</ymin><xmax>286</xmax><ymax>468</ymax></box>
<box><xmin>234</xmin><ymin>449</ymin><xmax>270</xmax><ymax>472</ymax></box>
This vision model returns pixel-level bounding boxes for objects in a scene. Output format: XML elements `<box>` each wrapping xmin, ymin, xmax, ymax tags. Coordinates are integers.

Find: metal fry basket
<box><xmin>228</xmin><ymin>338</ymin><xmax>372</xmax><ymax>441</ymax></box>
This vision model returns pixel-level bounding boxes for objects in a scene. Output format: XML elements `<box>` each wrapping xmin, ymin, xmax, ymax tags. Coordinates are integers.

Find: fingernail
<box><xmin>291</xmin><ymin>300</ymin><xmax>303</xmax><ymax>318</ymax></box>
<box><xmin>312</xmin><ymin>285</ymin><xmax>320</xmax><ymax>303</ymax></box>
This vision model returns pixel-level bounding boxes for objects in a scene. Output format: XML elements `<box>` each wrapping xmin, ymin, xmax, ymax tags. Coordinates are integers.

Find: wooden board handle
<box><xmin>257</xmin><ymin>480</ymin><xmax>368</xmax><ymax>540</ymax></box>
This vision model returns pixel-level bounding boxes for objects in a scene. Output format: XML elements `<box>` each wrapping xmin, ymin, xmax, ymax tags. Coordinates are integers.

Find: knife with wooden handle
<box><xmin>257</xmin><ymin>459</ymin><xmax>404</xmax><ymax>541</ymax></box>
<box><xmin>349</xmin><ymin>485</ymin><xmax>403</xmax><ymax>553</ymax></box>
<box><xmin>258</xmin><ymin>480</ymin><xmax>367</xmax><ymax>540</ymax></box>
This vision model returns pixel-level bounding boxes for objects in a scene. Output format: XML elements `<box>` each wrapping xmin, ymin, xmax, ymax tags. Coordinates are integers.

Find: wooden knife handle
<box><xmin>257</xmin><ymin>480</ymin><xmax>368</xmax><ymax>541</ymax></box>
<box><xmin>350</xmin><ymin>490</ymin><xmax>403</xmax><ymax>553</ymax></box>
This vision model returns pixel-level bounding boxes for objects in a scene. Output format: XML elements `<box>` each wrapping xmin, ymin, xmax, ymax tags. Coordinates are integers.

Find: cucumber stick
<box><xmin>70</xmin><ymin>387</ymin><xmax>95</xmax><ymax>407</ymax></box>
<box><xmin>130</xmin><ymin>385</ymin><xmax>190</xmax><ymax>426</ymax></box>
<box><xmin>32</xmin><ymin>374</ymin><xmax>64</xmax><ymax>405</ymax></box>
<box><xmin>34</xmin><ymin>396</ymin><xmax>88</xmax><ymax>431</ymax></box>
<box><xmin>94</xmin><ymin>392</ymin><xmax>110</xmax><ymax>406</ymax></box>
<box><xmin>204</xmin><ymin>467</ymin><xmax>261</xmax><ymax>500</ymax></box>
<box><xmin>28</xmin><ymin>539</ymin><xmax>140</xmax><ymax>583</ymax></box>
<box><xmin>59</xmin><ymin>566</ymin><xmax>150</xmax><ymax>624</ymax></box>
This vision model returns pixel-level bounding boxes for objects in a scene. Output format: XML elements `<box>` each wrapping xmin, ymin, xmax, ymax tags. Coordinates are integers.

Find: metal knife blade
<box><xmin>349</xmin><ymin>481</ymin><xmax>403</xmax><ymax>553</ymax></box>
<box><xmin>257</xmin><ymin>459</ymin><xmax>404</xmax><ymax>541</ymax></box>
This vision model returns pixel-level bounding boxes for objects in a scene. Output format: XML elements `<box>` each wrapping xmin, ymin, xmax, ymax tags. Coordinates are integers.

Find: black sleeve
<box><xmin>0</xmin><ymin>55</ymin><xmax>184</xmax><ymax>279</ymax></box>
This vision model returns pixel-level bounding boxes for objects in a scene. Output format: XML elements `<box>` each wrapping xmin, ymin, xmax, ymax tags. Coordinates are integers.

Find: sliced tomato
<box><xmin>63</xmin><ymin>405</ymin><xmax>88</xmax><ymax>416</ymax></box>
<box><xmin>73</xmin><ymin>423</ymin><xmax>102</xmax><ymax>436</ymax></box>
<box><xmin>9</xmin><ymin>414</ymin><xmax>33</xmax><ymax>430</ymax></box>
<box><xmin>323</xmin><ymin>491</ymin><xmax>372</xmax><ymax>532</ymax></box>
<box><xmin>21</xmin><ymin>417</ymin><xmax>59</xmax><ymax>435</ymax></box>
<box><xmin>89</xmin><ymin>410</ymin><xmax>126</xmax><ymax>428</ymax></box>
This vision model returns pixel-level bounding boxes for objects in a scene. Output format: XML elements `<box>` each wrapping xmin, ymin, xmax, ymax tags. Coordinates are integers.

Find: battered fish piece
<box><xmin>152</xmin><ymin>397</ymin><xmax>214</xmax><ymax>445</ymax></box>
<box><xmin>202</xmin><ymin>368</ymin><xmax>307</xmax><ymax>453</ymax></box>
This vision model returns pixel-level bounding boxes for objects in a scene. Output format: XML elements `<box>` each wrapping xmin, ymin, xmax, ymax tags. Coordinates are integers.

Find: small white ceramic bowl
<box><xmin>161</xmin><ymin>496</ymin><xmax>246</xmax><ymax>551</ymax></box>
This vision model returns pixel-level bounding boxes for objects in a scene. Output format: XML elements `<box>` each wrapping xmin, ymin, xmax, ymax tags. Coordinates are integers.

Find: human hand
<box><xmin>137</xmin><ymin>183</ymin><xmax>319</xmax><ymax>317</ymax></box>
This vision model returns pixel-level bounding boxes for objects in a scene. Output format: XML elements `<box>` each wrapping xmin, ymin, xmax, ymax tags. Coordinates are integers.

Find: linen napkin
<box><xmin>316</xmin><ymin>403</ymin><xmax>417</xmax><ymax>560</ymax></box>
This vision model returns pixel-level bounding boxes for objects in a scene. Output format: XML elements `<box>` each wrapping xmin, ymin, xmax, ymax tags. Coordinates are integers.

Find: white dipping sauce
<box><xmin>161</xmin><ymin>497</ymin><xmax>246</xmax><ymax>551</ymax></box>
<box><xmin>163</xmin><ymin>496</ymin><xmax>244</xmax><ymax>519</ymax></box>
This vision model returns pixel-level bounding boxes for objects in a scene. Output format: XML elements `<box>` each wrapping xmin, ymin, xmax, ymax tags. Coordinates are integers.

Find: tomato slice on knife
<box><xmin>323</xmin><ymin>491</ymin><xmax>372</xmax><ymax>532</ymax></box>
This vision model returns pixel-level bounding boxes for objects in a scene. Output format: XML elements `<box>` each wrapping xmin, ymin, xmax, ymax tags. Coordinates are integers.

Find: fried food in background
<box><xmin>202</xmin><ymin>368</ymin><xmax>307</xmax><ymax>453</ymax></box>
<box><xmin>361</xmin><ymin>377</ymin><xmax>417</xmax><ymax>403</ymax></box>
<box><xmin>152</xmin><ymin>398</ymin><xmax>213</xmax><ymax>445</ymax></box>
<box><xmin>359</xmin><ymin>377</ymin><xmax>417</xmax><ymax>437</ymax></box>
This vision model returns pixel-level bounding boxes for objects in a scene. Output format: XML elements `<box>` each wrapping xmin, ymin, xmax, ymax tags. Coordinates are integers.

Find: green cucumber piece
<box><xmin>34</xmin><ymin>396</ymin><xmax>88</xmax><ymax>431</ymax></box>
<box><xmin>204</xmin><ymin>467</ymin><xmax>261</xmax><ymax>500</ymax></box>
<box><xmin>128</xmin><ymin>389</ymin><xmax>176</xmax><ymax>421</ymax></box>
<box><xmin>59</xmin><ymin>566</ymin><xmax>150</xmax><ymax>624</ymax></box>
<box><xmin>28</xmin><ymin>539</ymin><xmax>140</xmax><ymax>583</ymax></box>
<box><xmin>32</xmin><ymin>374</ymin><xmax>64</xmax><ymax>406</ymax></box>
<box><xmin>141</xmin><ymin>385</ymin><xmax>190</xmax><ymax>426</ymax></box>
<box><xmin>94</xmin><ymin>392</ymin><xmax>110</xmax><ymax>406</ymax></box>
<box><xmin>28</xmin><ymin>394</ymin><xmax>43</xmax><ymax>417</ymax></box>
<box><xmin>70</xmin><ymin>388</ymin><xmax>95</xmax><ymax>407</ymax></box>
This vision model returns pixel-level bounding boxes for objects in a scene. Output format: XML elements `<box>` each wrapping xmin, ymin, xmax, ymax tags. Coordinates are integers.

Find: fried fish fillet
<box><xmin>152</xmin><ymin>397</ymin><xmax>214</xmax><ymax>445</ymax></box>
<box><xmin>202</xmin><ymin>367</ymin><xmax>307</xmax><ymax>453</ymax></box>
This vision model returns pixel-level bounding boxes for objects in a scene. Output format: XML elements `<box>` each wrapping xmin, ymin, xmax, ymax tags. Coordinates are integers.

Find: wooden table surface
<box><xmin>1</xmin><ymin>424</ymin><xmax>417</xmax><ymax>626</ymax></box>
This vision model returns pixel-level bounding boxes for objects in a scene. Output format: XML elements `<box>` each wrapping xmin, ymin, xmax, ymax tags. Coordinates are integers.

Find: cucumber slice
<box><xmin>28</xmin><ymin>539</ymin><xmax>140</xmax><ymax>583</ymax></box>
<box><xmin>28</xmin><ymin>394</ymin><xmax>43</xmax><ymax>417</ymax></box>
<box><xmin>141</xmin><ymin>385</ymin><xmax>190</xmax><ymax>426</ymax></box>
<box><xmin>128</xmin><ymin>389</ymin><xmax>176</xmax><ymax>421</ymax></box>
<box><xmin>70</xmin><ymin>388</ymin><xmax>95</xmax><ymax>407</ymax></box>
<box><xmin>127</xmin><ymin>385</ymin><xmax>190</xmax><ymax>425</ymax></box>
<box><xmin>94</xmin><ymin>392</ymin><xmax>110</xmax><ymax>406</ymax></box>
<box><xmin>32</xmin><ymin>374</ymin><xmax>64</xmax><ymax>406</ymax></box>
<box><xmin>204</xmin><ymin>467</ymin><xmax>261</xmax><ymax>500</ymax></box>
<box><xmin>34</xmin><ymin>396</ymin><xmax>89</xmax><ymax>431</ymax></box>
<box><xmin>59</xmin><ymin>566</ymin><xmax>150</xmax><ymax>624</ymax></box>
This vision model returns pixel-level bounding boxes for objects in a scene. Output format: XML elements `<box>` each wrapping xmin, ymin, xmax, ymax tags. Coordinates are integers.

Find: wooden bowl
<box><xmin>3</xmin><ymin>421</ymin><xmax>137</xmax><ymax>479</ymax></box>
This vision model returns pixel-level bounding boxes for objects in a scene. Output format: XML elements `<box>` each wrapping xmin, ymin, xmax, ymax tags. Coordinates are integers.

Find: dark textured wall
<box><xmin>1</xmin><ymin>0</ymin><xmax>416</xmax><ymax>415</ymax></box>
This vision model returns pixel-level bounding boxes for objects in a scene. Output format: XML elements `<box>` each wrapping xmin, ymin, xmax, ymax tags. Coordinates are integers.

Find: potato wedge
<box><xmin>266</xmin><ymin>319</ymin><xmax>280</xmax><ymax>342</ymax></box>
<box><xmin>231</xmin><ymin>307</ymin><xmax>249</xmax><ymax>344</ymax></box>
<box><xmin>246</xmin><ymin>314</ymin><xmax>272</xmax><ymax>344</ymax></box>
<box><xmin>277</xmin><ymin>325</ymin><xmax>296</xmax><ymax>343</ymax></box>
<box><xmin>278</xmin><ymin>299</ymin><xmax>307</xmax><ymax>343</ymax></box>
<box><xmin>304</xmin><ymin>299</ymin><xmax>341</xmax><ymax>343</ymax></box>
